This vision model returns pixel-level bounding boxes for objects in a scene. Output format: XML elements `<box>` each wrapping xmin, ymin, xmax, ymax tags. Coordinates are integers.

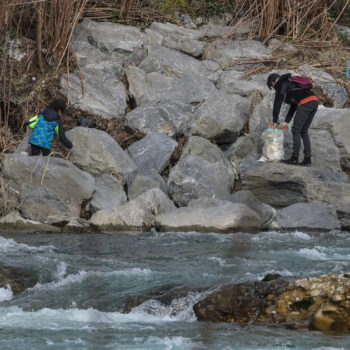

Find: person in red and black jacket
<box><xmin>267</xmin><ymin>73</ymin><xmax>318</xmax><ymax>166</ymax></box>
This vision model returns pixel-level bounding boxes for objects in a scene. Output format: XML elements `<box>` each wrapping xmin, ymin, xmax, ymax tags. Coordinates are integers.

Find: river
<box><xmin>0</xmin><ymin>230</ymin><xmax>349</xmax><ymax>349</ymax></box>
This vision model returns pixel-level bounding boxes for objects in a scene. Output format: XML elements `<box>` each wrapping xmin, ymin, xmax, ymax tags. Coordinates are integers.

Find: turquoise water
<box><xmin>0</xmin><ymin>230</ymin><xmax>350</xmax><ymax>349</ymax></box>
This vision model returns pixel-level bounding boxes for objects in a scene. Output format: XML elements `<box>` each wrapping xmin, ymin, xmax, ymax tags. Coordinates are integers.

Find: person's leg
<box><xmin>31</xmin><ymin>144</ymin><xmax>41</xmax><ymax>156</ymax></box>
<box><xmin>41</xmin><ymin>147</ymin><xmax>51</xmax><ymax>156</ymax></box>
<box><xmin>291</xmin><ymin>106</ymin><xmax>309</xmax><ymax>160</ymax></box>
<box><xmin>30</xmin><ymin>144</ymin><xmax>50</xmax><ymax>156</ymax></box>
<box><xmin>300</xmin><ymin>101</ymin><xmax>318</xmax><ymax>160</ymax></box>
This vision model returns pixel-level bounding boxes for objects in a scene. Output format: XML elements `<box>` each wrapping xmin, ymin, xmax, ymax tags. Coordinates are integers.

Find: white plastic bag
<box><xmin>259</xmin><ymin>128</ymin><xmax>284</xmax><ymax>162</ymax></box>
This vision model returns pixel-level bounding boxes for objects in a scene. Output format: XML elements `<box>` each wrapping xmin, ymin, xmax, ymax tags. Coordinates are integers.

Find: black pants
<box><xmin>31</xmin><ymin>144</ymin><xmax>51</xmax><ymax>156</ymax></box>
<box><xmin>291</xmin><ymin>100</ymin><xmax>318</xmax><ymax>159</ymax></box>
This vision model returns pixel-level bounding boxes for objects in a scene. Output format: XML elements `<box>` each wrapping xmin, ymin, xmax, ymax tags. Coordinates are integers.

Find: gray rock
<box><xmin>20</xmin><ymin>184</ymin><xmax>72</xmax><ymax>224</ymax></box>
<box><xmin>239</xmin><ymin>160</ymin><xmax>348</xmax><ymax>208</ymax></box>
<box><xmin>190</xmin><ymin>91</ymin><xmax>250</xmax><ymax>144</ymax></box>
<box><xmin>221</xmin><ymin>190</ymin><xmax>276</xmax><ymax>228</ymax></box>
<box><xmin>217</xmin><ymin>70</ymin><xmax>269</xmax><ymax>97</ymax></box>
<box><xmin>155</xmin><ymin>198</ymin><xmax>261</xmax><ymax>233</ymax></box>
<box><xmin>71</xmin><ymin>40</ymin><xmax>124</xmax><ymax>78</ymax></box>
<box><xmin>60</xmin><ymin>69</ymin><xmax>127</xmax><ymax>119</ymax></box>
<box><xmin>168</xmin><ymin>136</ymin><xmax>236</xmax><ymax>206</ymax></box>
<box><xmin>144</xmin><ymin>29</ymin><xmax>163</xmax><ymax>48</ymax></box>
<box><xmin>128</xmin><ymin>168</ymin><xmax>168</xmax><ymax>200</ymax></box>
<box><xmin>336</xmin><ymin>24</ymin><xmax>350</xmax><ymax>42</ymax></box>
<box><xmin>1</xmin><ymin>154</ymin><xmax>95</xmax><ymax>217</ymax></box>
<box><xmin>127</xmin><ymin>133</ymin><xmax>178</xmax><ymax>174</ymax></box>
<box><xmin>66</xmin><ymin>127</ymin><xmax>137</xmax><ymax>182</ymax></box>
<box><xmin>150</xmin><ymin>22</ymin><xmax>202</xmax><ymax>40</ymax></box>
<box><xmin>175</xmin><ymin>12</ymin><xmax>197</xmax><ymax>29</ymax></box>
<box><xmin>296</xmin><ymin>64</ymin><xmax>347</xmax><ymax>108</ymax></box>
<box><xmin>225</xmin><ymin>136</ymin><xmax>256</xmax><ymax>165</ymax></box>
<box><xmin>160</xmin><ymin>30</ymin><xmax>205</xmax><ymax>57</ymax></box>
<box><xmin>205</xmin><ymin>39</ymin><xmax>271</xmax><ymax>68</ymax></box>
<box><xmin>125</xmin><ymin>103</ymin><xmax>195</xmax><ymax>137</ymax></box>
<box><xmin>138</xmin><ymin>46</ymin><xmax>222</xmax><ymax>82</ymax></box>
<box><xmin>90</xmin><ymin>188</ymin><xmax>175</xmax><ymax>232</ymax></box>
<box><xmin>330</xmin><ymin>109</ymin><xmax>350</xmax><ymax>172</ymax></box>
<box><xmin>15</xmin><ymin>130</ymin><xmax>32</xmax><ymax>154</ymax></box>
<box><xmin>62</xmin><ymin>217</ymin><xmax>90</xmax><ymax>233</ymax></box>
<box><xmin>239</xmin><ymin>160</ymin><xmax>350</xmax><ymax>229</ymax></box>
<box><xmin>276</xmin><ymin>202</ymin><xmax>340</xmax><ymax>231</ymax></box>
<box><xmin>73</xmin><ymin>19</ymin><xmax>145</xmax><ymax>55</ymax></box>
<box><xmin>0</xmin><ymin>211</ymin><xmax>60</xmax><ymax>233</ymax></box>
<box><xmin>90</xmin><ymin>174</ymin><xmax>127</xmax><ymax>213</ymax></box>
<box><xmin>126</xmin><ymin>66</ymin><xmax>217</xmax><ymax>106</ymax></box>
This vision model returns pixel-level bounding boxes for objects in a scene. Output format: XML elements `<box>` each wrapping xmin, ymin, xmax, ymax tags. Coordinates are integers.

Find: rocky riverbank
<box><xmin>1</xmin><ymin>17</ymin><xmax>349</xmax><ymax>234</ymax></box>
<box><xmin>193</xmin><ymin>273</ymin><xmax>350</xmax><ymax>334</ymax></box>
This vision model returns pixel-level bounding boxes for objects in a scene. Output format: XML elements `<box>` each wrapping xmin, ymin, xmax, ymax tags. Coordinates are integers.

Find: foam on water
<box><xmin>0</xmin><ymin>236</ymin><xmax>55</xmax><ymax>254</ymax></box>
<box><xmin>252</xmin><ymin>231</ymin><xmax>311</xmax><ymax>242</ymax></box>
<box><xmin>53</xmin><ymin>261</ymin><xmax>67</xmax><ymax>280</ymax></box>
<box><xmin>297</xmin><ymin>247</ymin><xmax>329</xmax><ymax>260</ymax></box>
<box><xmin>0</xmin><ymin>286</ymin><xmax>13</xmax><ymax>302</ymax></box>
<box><xmin>31</xmin><ymin>268</ymin><xmax>154</xmax><ymax>292</ymax></box>
<box><xmin>145</xmin><ymin>336</ymin><xmax>192</xmax><ymax>350</ymax></box>
<box><xmin>0</xmin><ymin>298</ymin><xmax>198</xmax><ymax>330</ymax></box>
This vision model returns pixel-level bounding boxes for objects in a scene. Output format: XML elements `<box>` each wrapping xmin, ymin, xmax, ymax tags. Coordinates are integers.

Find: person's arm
<box><xmin>284</xmin><ymin>104</ymin><xmax>297</xmax><ymax>123</ymax></box>
<box><xmin>56</xmin><ymin>120</ymin><xmax>73</xmax><ymax>149</ymax></box>
<box><xmin>272</xmin><ymin>89</ymin><xmax>285</xmax><ymax>123</ymax></box>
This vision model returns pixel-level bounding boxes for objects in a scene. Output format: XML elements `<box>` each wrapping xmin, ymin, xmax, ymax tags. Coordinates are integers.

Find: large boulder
<box><xmin>168</xmin><ymin>136</ymin><xmax>236</xmax><ymax>206</ymax></box>
<box><xmin>138</xmin><ymin>46</ymin><xmax>222</xmax><ymax>82</ymax></box>
<box><xmin>1</xmin><ymin>154</ymin><xmax>95</xmax><ymax>217</ymax></box>
<box><xmin>127</xmin><ymin>133</ymin><xmax>178</xmax><ymax>174</ymax></box>
<box><xmin>127</xmin><ymin>168</ymin><xmax>168</xmax><ymax>200</ymax></box>
<box><xmin>20</xmin><ymin>184</ymin><xmax>72</xmax><ymax>223</ymax></box>
<box><xmin>190</xmin><ymin>91</ymin><xmax>250</xmax><ymax>144</ymax></box>
<box><xmin>73</xmin><ymin>19</ymin><xmax>145</xmax><ymax>55</ymax></box>
<box><xmin>205</xmin><ymin>39</ymin><xmax>271</xmax><ymax>68</ymax></box>
<box><xmin>60</xmin><ymin>69</ymin><xmax>127</xmax><ymax>119</ymax></box>
<box><xmin>217</xmin><ymin>70</ymin><xmax>269</xmax><ymax>97</ymax></box>
<box><xmin>90</xmin><ymin>174</ymin><xmax>127</xmax><ymax>213</ymax></box>
<box><xmin>276</xmin><ymin>202</ymin><xmax>340</xmax><ymax>232</ymax></box>
<box><xmin>60</xmin><ymin>20</ymin><xmax>146</xmax><ymax>119</ymax></box>
<box><xmin>193</xmin><ymin>273</ymin><xmax>350</xmax><ymax>334</ymax></box>
<box><xmin>0</xmin><ymin>211</ymin><xmax>61</xmax><ymax>233</ymax></box>
<box><xmin>239</xmin><ymin>160</ymin><xmax>350</xmax><ymax>229</ymax></box>
<box><xmin>225</xmin><ymin>136</ymin><xmax>257</xmax><ymax>165</ymax></box>
<box><xmin>314</xmin><ymin>108</ymin><xmax>350</xmax><ymax>173</ymax></box>
<box><xmin>221</xmin><ymin>190</ymin><xmax>276</xmax><ymax>229</ymax></box>
<box><xmin>145</xmin><ymin>28</ymin><xmax>204</xmax><ymax>57</ymax></box>
<box><xmin>126</xmin><ymin>66</ymin><xmax>217</xmax><ymax>107</ymax></box>
<box><xmin>90</xmin><ymin>188</ymin><xmax>175</xmax><ymax>231</ymax></box>
<box><xmin>149</xmin><ymin>22</ymin><xmax>202</xmax><ymax>41</ymax></box>
<box><xmin>66</xmin><ymin>127</ymin><xmax>137</xmax><ymax>182</ymax></box>
<box><xmin>124</xmin><ymin>103</ymin><xmax>195</xmax><ymax>137</ymax></box>
<box><xmin>156</xmin><ymin>198</ymin><xmax>261</xmax><ymax>233</ymax></box>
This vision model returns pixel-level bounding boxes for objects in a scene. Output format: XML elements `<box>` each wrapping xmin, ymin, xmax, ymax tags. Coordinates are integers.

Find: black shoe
<box><xmin>280</xmin><ymin>157</ymin><xmax>298</xmax><ymax>165</ymax></box>
<box><xmin>299</xmin><ymin>157</ymin><xmax>312</xmax><ymax>167</ymax></box>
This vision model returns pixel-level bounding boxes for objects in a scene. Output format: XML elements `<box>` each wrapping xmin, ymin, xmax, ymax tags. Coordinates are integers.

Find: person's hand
<box><xmin>268</xmin><ymin>122</ymin><xmax>277</xmax><ymax>129</ymax></box>
<box><xmin>279</xmin><ymin>122</ymin><xmax>288</xmax><ymax>132</ymax></box>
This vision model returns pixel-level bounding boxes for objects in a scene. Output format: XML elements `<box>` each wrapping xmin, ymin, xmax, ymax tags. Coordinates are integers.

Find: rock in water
<box><xmin>193</xmin><ymin>273</ymin><xmax>350</xmax><ymax>334</ymax></box>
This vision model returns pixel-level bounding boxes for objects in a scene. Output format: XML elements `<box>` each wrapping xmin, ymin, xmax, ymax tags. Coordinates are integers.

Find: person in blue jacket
<box><xmin>25</xmin><ymin>99</ymin><xmax>73</xmax><ymax>156</ymax></box>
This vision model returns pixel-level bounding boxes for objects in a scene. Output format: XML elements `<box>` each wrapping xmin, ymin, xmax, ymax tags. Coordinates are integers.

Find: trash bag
<box><xmin>258</xmin><ymin>128</ymin><xmax>284</xmax><ymax>162</ymax></box>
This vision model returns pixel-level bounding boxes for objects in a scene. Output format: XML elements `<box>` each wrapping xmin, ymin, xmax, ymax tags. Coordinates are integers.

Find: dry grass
<box><xmin>0</xmin><ymin>175</ymin><xmax>20</xmax><ymax>217</ymax></box>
